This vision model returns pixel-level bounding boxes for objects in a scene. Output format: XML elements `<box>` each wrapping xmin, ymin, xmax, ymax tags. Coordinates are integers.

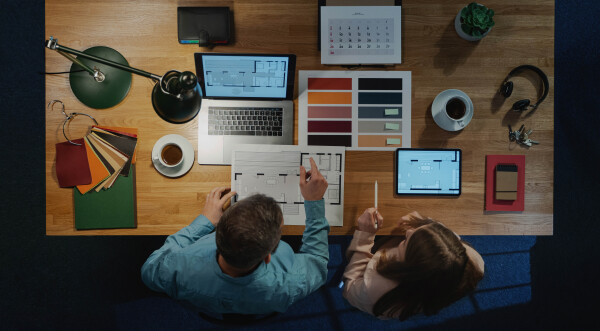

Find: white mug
<box><xmin>153</xmin><ymin>142</ymin><xmax>184</xmax><ymax>168</ymax></box>
<box><xmin>432</xmin><ymin>89</ymin><xmax>474</xmax><ymax>131</ymax></box>
<box><xmin>444</xmin><ymin>95</ymin><xmax>473</xmax><ymax>128</ymax></box>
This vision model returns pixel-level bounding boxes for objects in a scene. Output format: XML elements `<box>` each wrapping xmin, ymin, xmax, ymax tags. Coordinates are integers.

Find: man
<box><xmin>141</xmin><ymin>158</ymin><xmax>330</xmax><ymax>318</ymax></box>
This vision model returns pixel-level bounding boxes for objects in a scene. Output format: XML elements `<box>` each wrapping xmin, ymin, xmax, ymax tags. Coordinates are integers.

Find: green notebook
<box><xmin>74</xmin><ymin>165</ymin><xmax>136</xmax><ymax>230</ymax></box>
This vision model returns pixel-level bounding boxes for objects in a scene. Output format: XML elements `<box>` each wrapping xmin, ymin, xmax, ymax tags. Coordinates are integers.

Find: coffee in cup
<box><xmin>445</xmin><ymin>97</ymin><xmax>467</xmax><ymax>120</ymax></box>
<box><xmin>160</xmin><ymin>143</ymin><xmax>183</xmax><ymax>167</ymax></box>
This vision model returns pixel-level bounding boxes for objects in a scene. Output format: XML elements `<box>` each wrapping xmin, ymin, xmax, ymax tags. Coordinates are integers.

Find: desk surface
<box><xmin>45</xmin><ymin>0</ymin><xmax>554</xmax><ymax>236</ymax></box>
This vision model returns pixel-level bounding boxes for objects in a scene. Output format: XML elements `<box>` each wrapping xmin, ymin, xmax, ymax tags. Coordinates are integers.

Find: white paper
<box><xmin>321</xmin><ymin>6</ymin><xmax>402</xmax><ymax>65</ymax></box>
<box><xmin>231</xmin><ymin>144</ymin><xmax>345</xmax><ymax>226</ymax></box>
<box><xmin>299</xmin><ymin>70</ymin><xmax>411</xmax><ymax>150</ymax></box>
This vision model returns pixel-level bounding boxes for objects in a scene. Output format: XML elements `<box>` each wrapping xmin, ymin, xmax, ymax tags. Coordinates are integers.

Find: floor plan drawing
<box><xmin>231</xmin><ymin>144</ymin><xmax>345</xmax><ymax>226</ymax></box>
<box><xmin>205</xmin><ymin>59</ymin><xmax>287</xmax><ymax>91</ymax></box>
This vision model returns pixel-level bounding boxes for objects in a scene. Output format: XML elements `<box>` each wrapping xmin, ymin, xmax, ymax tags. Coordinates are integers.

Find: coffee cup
<box><xmin>445</xmin><ymin>97</ymin><xmax>470</xmax><ymax>128</ymax></box>
<box><xmin>432</xmin><ymin>89</ymin><xmax>474</xmax><ymax>131</ymax></box>
<box><xmin>154</xmin><ymin>142</ymin><xmax>184</xmax><ymax>168</ymax></box>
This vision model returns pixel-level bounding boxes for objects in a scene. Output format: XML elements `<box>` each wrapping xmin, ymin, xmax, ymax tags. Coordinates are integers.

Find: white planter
<box><xmin>454</xmin><ymin>9</ymin><xmax>491</xmax><ymax>41</ymax></box>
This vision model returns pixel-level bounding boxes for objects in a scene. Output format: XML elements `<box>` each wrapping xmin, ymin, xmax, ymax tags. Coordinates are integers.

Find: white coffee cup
<box><xmin>153</xmin><ymin>142</ymin><xmax>184</xmax><ymax>168</ymax></box>
<box><xmin>432</xmin><ymin>89</ymin><xmax>474</xmax><ymax>131</ymax></box>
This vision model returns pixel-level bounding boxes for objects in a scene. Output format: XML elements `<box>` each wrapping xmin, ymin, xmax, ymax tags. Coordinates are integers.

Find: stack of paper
<box><xmin>76</xmin><ymin>126</ymin><xmax>138</xmax><ymax>194</ymax></box>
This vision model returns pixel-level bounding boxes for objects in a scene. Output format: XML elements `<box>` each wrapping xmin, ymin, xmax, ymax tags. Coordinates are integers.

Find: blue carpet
<box><xmin>109</xmin><ymin>236</ymin><xmax>536</xmax><ymax>330</ymax></box>
<box><xmin>1</xmin><ymin>0</ymin><xmax>598</xmax><ymax>330</ymax></box>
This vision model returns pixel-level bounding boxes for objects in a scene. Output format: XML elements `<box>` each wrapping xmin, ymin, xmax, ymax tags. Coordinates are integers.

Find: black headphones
<box><xmin>500</xmin><ymin>65</ymin><xmax>549</xmax><ymax>112</ymax></box>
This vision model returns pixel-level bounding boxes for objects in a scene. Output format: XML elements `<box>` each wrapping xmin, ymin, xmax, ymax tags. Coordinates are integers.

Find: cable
<box><xmin>41</xmin><ymin>70</ymin><xmax>86</xmax><ymax>75</ymax></box>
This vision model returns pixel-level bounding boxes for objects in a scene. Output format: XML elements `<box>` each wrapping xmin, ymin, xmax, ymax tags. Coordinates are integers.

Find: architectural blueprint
<box><xmin>231</xmin><ymin>144</ymin><xmax>345</xmax><ymax>226</ymax></box>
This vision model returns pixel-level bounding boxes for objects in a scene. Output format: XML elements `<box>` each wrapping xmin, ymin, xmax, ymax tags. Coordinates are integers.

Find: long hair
<box><xmin>372</xmin><ymin>218</ymin><xmax>484</xmax><ymax>320</ymax></box>
<box><xmin>215</xmin><ymin>194</ymin><xmax>282</xmax><ymax>269</ymax></box>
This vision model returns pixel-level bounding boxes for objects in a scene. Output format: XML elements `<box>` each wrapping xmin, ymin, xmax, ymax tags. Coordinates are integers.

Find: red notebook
<box><xmin>485</xmin><ymin>155</ymin><xmax>525</xmax><ymax>211</ymax></box>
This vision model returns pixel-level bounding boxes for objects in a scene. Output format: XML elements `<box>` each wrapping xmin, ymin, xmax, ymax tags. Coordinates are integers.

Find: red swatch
<box><xmin>485</xmin><ymin>155</ymin><xmax>526</xmax><ymax>211</ymax></box>
<box><xmin>55</xmin><ymin>138</ymin><xmax>92</xmax><ymax>188</ymax></box>
<box><xmin>308</xmin><ymin>78</ymin><xmax>352</xmax><ymax>90</ymax></box>
<box><xmin>308</xmin><ymin>106</ymin><xmax>352</xmax><ymax>118</ymax></box>
<box><xmin>308</xmin><ymin>121</ymin><xmax>352</xmax><ymax>133</ymax></box>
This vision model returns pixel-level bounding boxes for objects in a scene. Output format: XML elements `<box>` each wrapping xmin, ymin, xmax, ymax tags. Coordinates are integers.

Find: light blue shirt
<box><xmin>141</xmin><ymin>199</ymin><xmax>330</xmax><ymax>315</ymax></box>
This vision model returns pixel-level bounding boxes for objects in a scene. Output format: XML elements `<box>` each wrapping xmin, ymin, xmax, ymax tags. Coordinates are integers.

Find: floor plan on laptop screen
<box><xmin>231</xmin><ymin>144</ymin><xmax>345</xmax><ymax>226</ymax></box>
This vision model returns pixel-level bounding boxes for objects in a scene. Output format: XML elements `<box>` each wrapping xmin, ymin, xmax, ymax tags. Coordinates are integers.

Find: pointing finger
<box><xmin>309</xmin><ymin>157</ymin><xmax>320</xmax><ymax>175</ymax></box>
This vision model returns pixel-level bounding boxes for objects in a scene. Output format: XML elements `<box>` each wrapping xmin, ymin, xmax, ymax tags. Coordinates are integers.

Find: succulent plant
<box><xmin>460</xmin><ymin>2</ymin><xmax>495</xmax><ymax>38</ymax></box>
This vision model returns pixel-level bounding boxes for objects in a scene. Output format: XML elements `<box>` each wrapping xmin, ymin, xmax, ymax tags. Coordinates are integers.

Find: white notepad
<box><xmin>321</xmin><ymin>6</ymin><xmax>402</xmax><ymax>65</ymax></box>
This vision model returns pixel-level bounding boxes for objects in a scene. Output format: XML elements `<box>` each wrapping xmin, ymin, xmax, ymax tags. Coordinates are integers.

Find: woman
<box><xmin>342</xmin><ymin>209</ymin><xmax>485</xmax><ymax>320</ymax></box>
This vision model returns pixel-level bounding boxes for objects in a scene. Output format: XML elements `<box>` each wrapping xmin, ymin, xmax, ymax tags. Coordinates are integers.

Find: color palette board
<box><xmin>299</xmin><ymin>70</ymin><xmax>411</xmax><ymax>150</ymax></box>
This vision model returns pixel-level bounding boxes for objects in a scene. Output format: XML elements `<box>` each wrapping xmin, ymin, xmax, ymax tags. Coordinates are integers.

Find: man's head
<box><xmin>216</xmin><ymin>194</ymin><xmax>283</xmax><ymax>270</ymax></box>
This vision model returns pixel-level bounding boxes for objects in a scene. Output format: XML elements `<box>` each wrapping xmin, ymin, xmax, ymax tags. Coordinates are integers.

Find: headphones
<box><xmin>500</xmin><ymin>65</ymin><xmax>549</xmax><ymax>112</ymax></box>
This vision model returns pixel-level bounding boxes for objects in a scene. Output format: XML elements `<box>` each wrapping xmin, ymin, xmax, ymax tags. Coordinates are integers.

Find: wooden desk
<box><xmin>45</xmin><ymin>0</ymin><xmax>554</xmax><ymax>236</ymax></box>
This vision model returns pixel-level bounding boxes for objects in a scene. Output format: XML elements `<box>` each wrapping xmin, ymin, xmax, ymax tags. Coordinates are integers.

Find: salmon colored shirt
<box><xmin>342</xmin><ymin>212</ymin><xmax>485</xmax><ymax>319</ymax></box>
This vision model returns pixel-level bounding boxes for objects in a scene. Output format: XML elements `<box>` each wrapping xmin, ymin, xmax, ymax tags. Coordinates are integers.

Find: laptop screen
<box><xmin>194</xmin><ymin>53</ymin><xmax>296</xmax><ymax>100</ymax></box>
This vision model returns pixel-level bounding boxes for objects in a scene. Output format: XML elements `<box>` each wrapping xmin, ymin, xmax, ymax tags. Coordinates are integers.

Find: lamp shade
<box><xmin>151</xmin><ymin>71</ymin><xmax>202</xmax><ymax>124</ymax></box>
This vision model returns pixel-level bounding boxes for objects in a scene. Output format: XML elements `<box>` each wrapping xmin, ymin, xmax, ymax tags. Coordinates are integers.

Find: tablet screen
<box><xmin>395</xmin><ymin>148</ymin><xmax>461</xmax><ymax>196</ymax></box>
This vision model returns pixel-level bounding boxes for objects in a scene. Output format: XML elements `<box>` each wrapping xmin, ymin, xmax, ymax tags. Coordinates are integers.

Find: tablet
<box><xmin>394</xmin><ymin>148</ymin><xmax>461</xmax><ymax>196</ymax></box>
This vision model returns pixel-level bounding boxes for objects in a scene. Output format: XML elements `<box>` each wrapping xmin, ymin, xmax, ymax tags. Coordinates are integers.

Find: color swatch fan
<box><xmin>71</xmin><ymin>126</ymin><xmax>139</xmax><ymax>230</ymax></box>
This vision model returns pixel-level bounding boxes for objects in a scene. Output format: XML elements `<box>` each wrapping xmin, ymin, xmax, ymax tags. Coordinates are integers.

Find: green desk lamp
<box><xmin>45</xmin><ymin>36</ymin><xmax>202</xmax><ymax>124</ymax></box>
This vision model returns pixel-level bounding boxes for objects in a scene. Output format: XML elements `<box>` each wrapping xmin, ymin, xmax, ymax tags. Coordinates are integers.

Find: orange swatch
<box><xmin>76</xmin><ymin>139</ymin><xmax>111</xmax><ymax>194</ymax></box>
<box><xmin>308</xmin><ymin>92</ymin><xmax>352</xmax><ymax>105</ymax></box>
<box><xmin>358</xmin><ymin>135</ymin><xmax>402</xmax><ymax>147</ymax></box>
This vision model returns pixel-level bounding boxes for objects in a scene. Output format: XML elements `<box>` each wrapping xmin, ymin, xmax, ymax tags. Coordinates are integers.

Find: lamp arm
<box><xmin>56</xmin><ymin>50</ymin><xmax>95</xmax><ymax>76</ymax></box>
<box><xmin>45</xmin><ymin>37</ymin><xmax>161</xmax><ymax>82</ymax></box>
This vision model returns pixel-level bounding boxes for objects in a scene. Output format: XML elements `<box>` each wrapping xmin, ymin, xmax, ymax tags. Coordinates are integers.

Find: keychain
<box><xmin>508</xmin><ymin>124</ymin><xmax>539</xmax><ymax>147</ymax></box>
<box><xmin>48</xmin><ymin>100</ymin><xmax>98</xmax><ymax>145</ymax></box>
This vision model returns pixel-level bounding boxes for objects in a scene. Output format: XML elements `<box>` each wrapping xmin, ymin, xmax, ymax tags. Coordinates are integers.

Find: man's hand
<box><xmin>202</xmin><ymin>187</ymin><xmax>237</xmax><ymax>226</ymax></box>
<box><xmin>357</xmin><ymin>208</ymin><xmax>384</xmax><ymax>234</ymax></box>
<box><xmin>299</xmin><ymin>157</ymin><xmax>328</xmax><ymax>201</ymax></box>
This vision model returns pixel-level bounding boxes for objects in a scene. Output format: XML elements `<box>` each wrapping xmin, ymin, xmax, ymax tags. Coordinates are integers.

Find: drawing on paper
<box><xmin>231</xmin><ymin>145</ymin><xmax>345</xmax><ymax>226</ymax></box>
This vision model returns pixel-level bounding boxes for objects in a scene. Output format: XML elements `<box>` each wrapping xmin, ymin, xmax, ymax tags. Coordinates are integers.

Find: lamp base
<box><xmin>69</xmin><ymin>46</ymin><xmax>132</xmax><ymax>109</ymax></box>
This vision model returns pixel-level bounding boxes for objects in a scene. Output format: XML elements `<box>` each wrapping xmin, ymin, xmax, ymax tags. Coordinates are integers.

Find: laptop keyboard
<box><xmin>208</xmin><ymin>107</ymin><xmax>284</xmax><ymax>136</ymax></box>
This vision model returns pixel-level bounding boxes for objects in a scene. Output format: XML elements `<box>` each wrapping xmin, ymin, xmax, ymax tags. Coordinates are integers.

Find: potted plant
<box><xmin>455</xmin><ymin>2</ymin><xmax>495</xmax><ymax>41</ymax></box>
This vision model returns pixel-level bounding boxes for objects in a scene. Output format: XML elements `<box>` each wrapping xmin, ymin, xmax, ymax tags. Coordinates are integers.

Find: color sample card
<box><xmin>299</xmin><ymin>71</ymin><xmax>411</xmax><ymax>150</ymax></box>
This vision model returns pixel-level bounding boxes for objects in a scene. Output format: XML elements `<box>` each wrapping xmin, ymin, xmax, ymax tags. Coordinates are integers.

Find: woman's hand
<box><xmin>356</xmin><ymin>208</ymin><xmax>383</xmax><ymax>234</ymax></box>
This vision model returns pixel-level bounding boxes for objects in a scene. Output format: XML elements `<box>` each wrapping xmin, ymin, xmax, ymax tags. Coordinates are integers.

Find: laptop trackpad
<box><xmin>199</xmin><ymin>135</ymin><xmax>224</xmax><ymax>164</ymax></box>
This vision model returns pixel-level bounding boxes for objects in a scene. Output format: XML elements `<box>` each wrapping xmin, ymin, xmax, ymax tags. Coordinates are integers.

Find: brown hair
<box><xmin>215</xmin><ymin>194</ymin><xmax>282</xmax><ymax>269</ymax></box>
<box><xmin>372</xmin><ymin>218</ymin><xmax>484</xmax><ymax>320</ymax></box>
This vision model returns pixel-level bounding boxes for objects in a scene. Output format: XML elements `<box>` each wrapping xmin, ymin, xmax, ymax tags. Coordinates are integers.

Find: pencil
<box><xmin>374</xmin><ymin>180</ymin><xmax>378</xmax><ymax>229</ymax></box>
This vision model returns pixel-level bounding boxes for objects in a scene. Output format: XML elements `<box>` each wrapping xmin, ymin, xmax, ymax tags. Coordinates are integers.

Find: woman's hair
<box><xmin>372</xmin><ymin>217</ymin><xmax>484</xmax><ymax>320</ymax></box>
<box><xmin>216</xmin><ymin>194</ymin><xmax>282</xmax><ymax>270</ymax></box>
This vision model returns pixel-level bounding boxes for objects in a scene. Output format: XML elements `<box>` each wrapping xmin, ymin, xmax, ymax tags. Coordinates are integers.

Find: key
<box><xmin>508</xmin><ymin>125</ymin><xmax>517</xmax><ymax>141</ymax></box>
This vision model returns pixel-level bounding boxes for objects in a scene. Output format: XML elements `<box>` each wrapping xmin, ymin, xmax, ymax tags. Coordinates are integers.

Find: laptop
<box><xmin>195</xmin><ymin>53</ymin><xmax>296</xmax><ymax>165</ymax></box>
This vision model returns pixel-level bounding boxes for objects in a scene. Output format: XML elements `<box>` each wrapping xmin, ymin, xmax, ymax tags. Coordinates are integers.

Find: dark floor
<box><xmin>1</xmin><ymin>1</ymin><xmax>599</xmax><ymax>330</ymax></box>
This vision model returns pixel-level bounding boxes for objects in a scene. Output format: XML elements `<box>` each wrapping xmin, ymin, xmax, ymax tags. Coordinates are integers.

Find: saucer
<box><xmin>432</xmin><ymin>89</ymin><xmax>474</xmax><ymax>131</ymax></box>
<box><xmin>152</xmin><ymin>134</ymin><xmax>194</xmax><ymax>178</ymax></box>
